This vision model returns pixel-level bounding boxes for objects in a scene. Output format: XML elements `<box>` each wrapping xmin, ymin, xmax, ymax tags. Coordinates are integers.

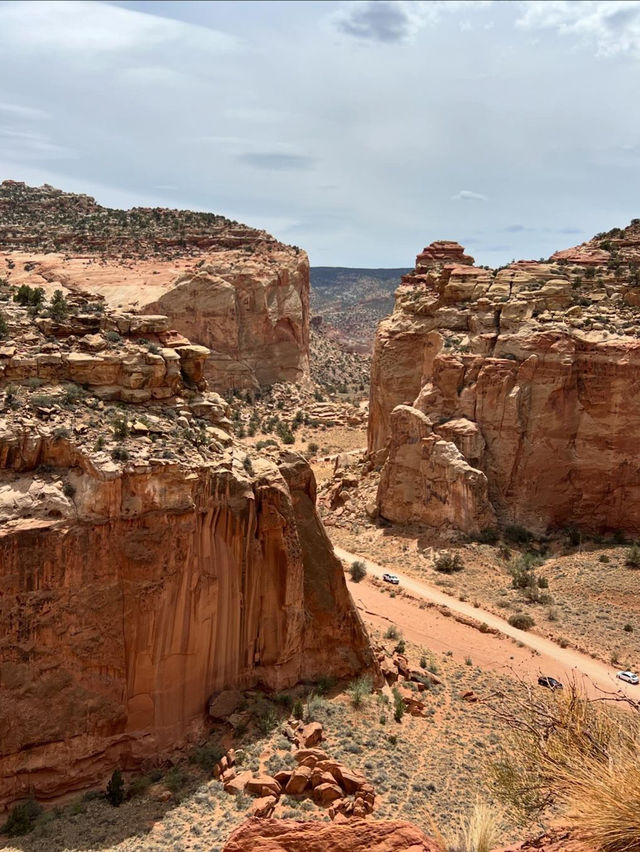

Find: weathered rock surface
<box><xmin>222</xmin><ymin>818</ymin><xmax>440</xmax><ymax>851</ymax></box>
<box><xmin>369</xmin><ymin>223</ymin><xmax>640</xmax><ymax>535</ymax></box>
<box><xmin>0</xmin><ymin>289</ymin><xmax>373</xmax><ymax>808</ymax></box>
<box><xmin>0</xmin><ymin>181</ymin><xmax>310</xmax><ymax>391</ymax></box>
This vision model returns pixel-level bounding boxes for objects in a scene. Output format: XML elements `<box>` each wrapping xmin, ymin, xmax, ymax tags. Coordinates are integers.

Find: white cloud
<box><xmin>517</xmin><ymin>1</ymin><xmax>640</xmax><ymax>57</ymax></box>
<box><xmin>0</xmin><ymin>1</ymin><xmax>238</xmax><ymax>55</ymax></box>
<box><xmin>452</xmin><ymin>190</ymin><xmax>488</xmax><ymax>202</ymax></box>
<box><xmin>0</xmin><ymin>128</ymin><xmax>76</xmax><ymax>161</ymax></box>
<box><xmin>0</xmin><ymin>102</ymin><xmax>49</xmax><ymax>120</ymax></box>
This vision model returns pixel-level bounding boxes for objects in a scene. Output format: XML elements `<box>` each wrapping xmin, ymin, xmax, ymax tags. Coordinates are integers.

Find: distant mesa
<box><xmin>0</xmin><ymin>181</ymin><xmax>311</xmax><ymax>392</ymax></box>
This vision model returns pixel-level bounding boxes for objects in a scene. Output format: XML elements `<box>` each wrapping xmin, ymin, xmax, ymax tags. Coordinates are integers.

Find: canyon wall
<box><xmin>0</xmin><ymin>289</ymin><xmax>371</xmax><ymax>808</ymax></box>
<box><xmin>369</xmin><ymin>228</ymin><xmax>640</xmax><ymax>535</ymax></box>
<box><xmin>0</xmin><ymin>181</ymin><xmax>310</xmax><ymax>391</ymax></box>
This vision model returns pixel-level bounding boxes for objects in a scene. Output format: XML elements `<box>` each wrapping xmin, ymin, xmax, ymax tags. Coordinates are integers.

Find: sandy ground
<box><xmin>335</xmin><ymin>545</ymin><xmax>640</xmax><ymax>703</ymax></box>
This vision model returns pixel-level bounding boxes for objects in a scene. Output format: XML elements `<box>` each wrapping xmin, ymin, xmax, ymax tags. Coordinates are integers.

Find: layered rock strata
<box><xmin>369</xmin><ymin>223</ymin><xmax>640</xmax><ymax>535</ymax></box>
<box><xmin>0</xmin><ymin>288</ymin><xmax>372</xmax><ymax>807</ymax></box>
<box><xmin>0</xmin><ymin>181</ymin><xmax>310</xmax><ymax>390</ymax></box>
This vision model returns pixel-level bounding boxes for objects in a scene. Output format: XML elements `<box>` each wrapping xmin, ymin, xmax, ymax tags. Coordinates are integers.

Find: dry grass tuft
<box><xmin>460</xmin><ymin>799</ymin><xmax>503</xmax><ymax>852</ymax></box>
<box><xmin>490</xmin><ymin>680</ymin><xmax>640</xmax><ymax>851</ymax></box>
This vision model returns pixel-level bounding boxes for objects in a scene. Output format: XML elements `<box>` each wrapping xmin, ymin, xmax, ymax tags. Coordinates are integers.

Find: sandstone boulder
<box><xmin>222</xmin><ymin>818</ymin><xmax>442</xmax><ymax>851</ymax></box>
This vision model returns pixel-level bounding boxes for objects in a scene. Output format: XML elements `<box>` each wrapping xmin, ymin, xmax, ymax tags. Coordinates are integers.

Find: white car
<box><xmin>617</xmin><ymin>670</ymin><xmax>639</xmax><ymax>685</ymax></box>
<box><xmin>382</xmin><ymin>572</ymin><xmax>400</xmax><ymax>585</ymax></box>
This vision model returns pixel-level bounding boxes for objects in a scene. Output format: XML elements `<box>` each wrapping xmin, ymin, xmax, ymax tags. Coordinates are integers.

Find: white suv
<box><xmin>382</xmin><ymin>572</ymin><xmax>400</xmax><ymax>585</ymax></box>
<box><xmin>617</xmin><ymin>670</ymin><xmax>639</xmax><ymax>685</ymax></box>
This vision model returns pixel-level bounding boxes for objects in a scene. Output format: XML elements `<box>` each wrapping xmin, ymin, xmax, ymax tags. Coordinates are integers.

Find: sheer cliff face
<box><xmin>0</xmin><ymin>293</ymin><xmax>371</xmax><ymax>807</ymax></box>
<box><xmin>369</xmin><ymin>227</ymin><xmax>640</xmax><ymax>535</ymax></box>
<box><xmin>0</xmin><ymin>181</ymin><xmax>311</xmax><ymax>391</ymax></box>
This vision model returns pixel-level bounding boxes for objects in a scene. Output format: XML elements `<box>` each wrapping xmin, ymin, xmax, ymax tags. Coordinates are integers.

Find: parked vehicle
<box><xmin>382</xmin><ymin>572</ymin><xmax>400</xmax><ymax>585</ymax></box>
<box><xmin>538</xmin><ymin>676</ymin><xmax>563</xmax><ymax>690</ymax></box>
<box><xmin>616</xmin><ymin>670</ymin><xmax>639</xmax><ymax>685</ymax></box>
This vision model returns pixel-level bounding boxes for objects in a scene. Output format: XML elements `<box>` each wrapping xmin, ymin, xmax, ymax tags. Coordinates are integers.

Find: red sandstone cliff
<box><xmin>0</xmin><ymin>288</ymin><xmax>372</xmax><ymax>807</ymax></box>
<box><xmin>369</xmin><ymin>223</ymin><xmax>640</xmax><ymax>535</ymax></box>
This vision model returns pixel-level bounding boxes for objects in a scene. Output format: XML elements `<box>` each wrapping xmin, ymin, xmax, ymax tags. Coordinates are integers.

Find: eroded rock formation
<box><xmin>369</xmin><ymin>223</ymin><xmax>640</xmax><ymax>535</ymax></box>
<box><xmin>0</xmin><ymin>181</ymin><xmax>310</xmax><ymax>390</ymax></box>
<box><xmin>223</xmin><ymin>818</ymin><xmax>440</xmax><ymax>852</ymax></box>
<box><xmin>0</xmin><ymin>287</ymin><xmax>372</xmax><ymax>808</ymax></box>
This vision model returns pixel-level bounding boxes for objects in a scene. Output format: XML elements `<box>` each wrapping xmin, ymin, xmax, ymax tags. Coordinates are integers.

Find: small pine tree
<box><xmin>49</xmin><ymin>289</ymin><xmax>69</xmax><ymax>321</ymax></box>
<box><xmin>106</xmin><ymin>769</ymin><xmax>125</xmax><ymax>807</ymax></box>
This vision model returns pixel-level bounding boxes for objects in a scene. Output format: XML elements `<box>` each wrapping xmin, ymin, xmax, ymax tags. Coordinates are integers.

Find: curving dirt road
<box><xmin>334</xmin><ymin>545</ymin><xmax>639</xmax><ymax>702</ymax></box>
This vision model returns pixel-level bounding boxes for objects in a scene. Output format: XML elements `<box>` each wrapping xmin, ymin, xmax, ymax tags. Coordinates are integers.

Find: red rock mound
<box><xmin>222</xmin><ymin>818</ymin><xmax>440</xmax><ymax>852</ymax></box>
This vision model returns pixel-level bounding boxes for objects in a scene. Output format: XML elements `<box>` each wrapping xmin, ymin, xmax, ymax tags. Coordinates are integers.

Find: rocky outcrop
<box><xmin>222</xmin><ymin>818</ymin><xmax>440</xmax><ymax>852</ymax></box>
<box><xmin>369</xmin><ymin>224</ymin><xmax>640</xmax><ymax>535</ymax></box>
<box><xmin>0</xmin><ymin>181</ymin><xmax>310</xmax><ymax>391</ymax></box>
<box><xmin>0</xmin><ymin>289</ymin><xmax>372</xmax><ymax>808</ymax></box>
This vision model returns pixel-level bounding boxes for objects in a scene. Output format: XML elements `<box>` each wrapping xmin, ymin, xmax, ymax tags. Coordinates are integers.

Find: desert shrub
<box><xmin>0</xmin><ymin>311</ymin><xmax>7</xmax><ymax>339</ymax></box>
<box><xmin>292</xmin><ymin>698</ymin><xmax>304</xmax><ymax>720</ymax></box>
<box><xmin>2</xmin><ymin>799</ymin><xmax>43</xmax><ymax>836</ymax></box>
<box><xmin>349</xmin><ymin>560</ymin><xmax>367</xmax><ymax>582</ymax></box>
<box><xmin>307</xmin><ymin>442</ymin><xmax>319</xmax><ymax>454</ymax></box>
<box><xmin>394</xmin><ymin>639</ymin><xmax>406</xmax><ymax>655</ymax></box>
<box><xmin>30</xmin><ymin>393</ymin><xmax>55</xmax><ymax>408</ymax></box>
<box><xmin>625</xmin><ymin>543</ymin><xmax>640</xmax><ymax>569</ymax></box>
<box><xmin>384</xmin><ymin>625</ymin><xmax>399</xmax><ymax>640</ymax></box>
<box><xmin>53</xmin><ymin>426</ymin><xmax>71</xmax><ymax>440</ymax></box>
<box><xmin>314</xmin><ymin>676</ymin><xmax>335</xmax><ymax>696</ymax></box>
<box><xmin>62</xmin><ymin>481</ymin><xmax>76</xmax><ymax>498</ymax></box>
<box><xmin>392</xmin><ymin>688</ymin><xmax>405</xmax><ymax>723</ymax></box>
<box><xmin>127</xmin><ymin>775</ymin><xmax>152</xmax><ymax>798</ymax></box>
<box><xmin>164</xmin><ymin>766</ymin><xmax>187</xmax><ymax>794</ymax></box>
<box><xmin>256</xmin><ymin>439</ymin><xmax>278</xmax><ymax>450</ymax></box>
<box><xmin>105</xmin><ymin>330</ymin><xmax>122</xmax><ymax>344</ymax></box>
<box><xmin>460</xmin><ymin>798</ymin><xmax>502</xmax><ymax>852</ymax></box>
<box><xmin>272</xmin><ymin>692</ymin><xmax>294</xmax><ymax>709</ymax></box>
<box><xmin>111</xmin><ymin>447</ymin><xmax>129</xmax><ymax>462</ymax></box>
<box><xmin>565</xmin><ymin>526</ymin><xmax>581</xmax><ymax>547</ymax></box>
<box><xmin>189</xmin><ymin>742</ymin><xmax>224</xmax><ymax>772</ymax></box>
<box><xmin>599</xmin><ymin>554</ymin><xmax>610</xmax><ymax>564</ymax></box>
<box><xmin>491</xmin><ymin>683</ymin><xmax>640</xmax><ymax>851</ymax></box>
<box><xmin>434</xmin><ymin>551</ymin><xmax>464</xmax><ymax>573</ymax></box>
<box><xmin>348</xmin><ymin>675</ymin><xmax>372</xmax><ymax>710</ymax></box>
<box><xmin>242</xmin><ymin>455</ymin><xmax>253</xmax><ymax>474</ymax></box>
<box><xmin>504</xmin><ymin>525</ymin><xmax>533</xmax><ymax>545</ymax></box>
<box><xmin>254</xmin><ymin>703</ymin><xmax>278</xmax><ymax>736</ymax></box>
<box><xmin>508</xmin><ymin>613</ymin><xmax>535</xmax><ymax>631</ymax></box>
<box><xmin>420</xmin><ymin>655</ymin><xmax>428</xmax><ymax>669</ymax></box>
<box><xmin>537</xmin><ymin>576</ymin><xmax>549</xmax><ymax>589</ymax></box>
<box><xmin>62</xmin><ymin>383</ymin><xmax>84</xmax><ymax>405</ymax></box>
<box><xmin>476</xmin><ymin>527</ymin><xmax>499</xmax><ymax>545</ymax></box>
<box><xmin>112</xmin><ymin>417</ymin><xmax>129</xmax><ymax>440</ymax></box>
<box><xmin>106</xmin><ymin>769</ymin><xmax>125</xmax><ymax>807</ymax></box>
<box><xmin>624</xmin><ymin>624</ymin><xmax>634</xmax><ymax>633</ymax></box>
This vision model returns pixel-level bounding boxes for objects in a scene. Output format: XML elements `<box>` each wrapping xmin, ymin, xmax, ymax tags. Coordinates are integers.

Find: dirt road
<box><xmin>334</xmin><ymin>545</ymin><xmax>639</xmax><ymax>702</ymax></box>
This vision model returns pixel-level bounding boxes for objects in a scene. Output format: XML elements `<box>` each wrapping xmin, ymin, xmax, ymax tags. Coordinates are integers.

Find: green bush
<box><xmin>0</xmin><ymin>311</ymin><xmax>7</xmax><ymax>339</ymax></box>
<box><xmin>392</xmin><ymin>688</ymin><xmax>405</xmax><ymax>723</ymax></box>
<box><xmin>106</xmin><ymin>769</ymin><xmax>125</xmax><ymax>807</ymax></box>
<box><xmin>164</xmin><ymin>766</ymin><xmax>187</xmax><ymax>795</ymax></box>
<box><xmin>434</xmin><ymin>551</ymin><xmax>464</xmax><ymax>573</ymax></box>
<box><xmin>349</xmin><ymin>560</ymin><xmax>367</xmax><ymax>582</ymax></box>
<box><xmin>127</xmin><ymin>775</ymin><xmax>152</xmax><ymax>798</ymax></box>
<box><xmin>189</xmin><ymin>742</ymin><xmax>224</xmax><ymax>772</ymax></box>
<box><xmin>508</xmin><ymin>613</ymin><xmax>535</xmax><ymax>631</ymax></box>
<box><xmin>504</xmin><ymin>525</ymin><xmax>533</xmax><ymax>545</ymax></box>
<box><xmin>626</xmin><ymin>543</ymin><xmax>640</xmax><ymax>569</ymax></box>
<box><xmin>292</xmin><ymin>698</ymin><xmax>304</xmax><ymax>720</ymax></box>
<box><xmin>2</xmin><ymin>799</ymin><xmax>43</xmax><ymax>836</ymax></box>
<box><xmin>477</xmin><ymin>527</ymin><xmax>499</xmax><ymax>544</ymax></box>
<box><xmin>348</xmin><ymin>675</ymin><xmax>372</xmax><ymax>710</ymax></box>
<box><xmin>384</xmin><ymin>625</ymin><xmax>399</xmax><ymax>640</ymax></box>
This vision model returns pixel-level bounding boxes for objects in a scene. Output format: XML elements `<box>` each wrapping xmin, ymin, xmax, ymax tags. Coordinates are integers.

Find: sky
<box><xmin>1</xmin><ymin>0</ymin><xmax>640</xmax><ymax>267</ymax></box>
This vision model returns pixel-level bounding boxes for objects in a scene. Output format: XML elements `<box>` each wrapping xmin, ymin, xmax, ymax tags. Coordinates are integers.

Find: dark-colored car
<box><xmin>538</xmin><ymin>676</ymin><xmax>563</xmax><ymax>690</ymax></box>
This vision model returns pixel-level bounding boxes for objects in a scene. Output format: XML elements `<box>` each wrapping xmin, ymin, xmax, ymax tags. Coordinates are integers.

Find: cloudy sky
<box><xmin>1</xmin><ymin>0</ymin><xmax>639</xmax><ymax>266</ymax></box>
